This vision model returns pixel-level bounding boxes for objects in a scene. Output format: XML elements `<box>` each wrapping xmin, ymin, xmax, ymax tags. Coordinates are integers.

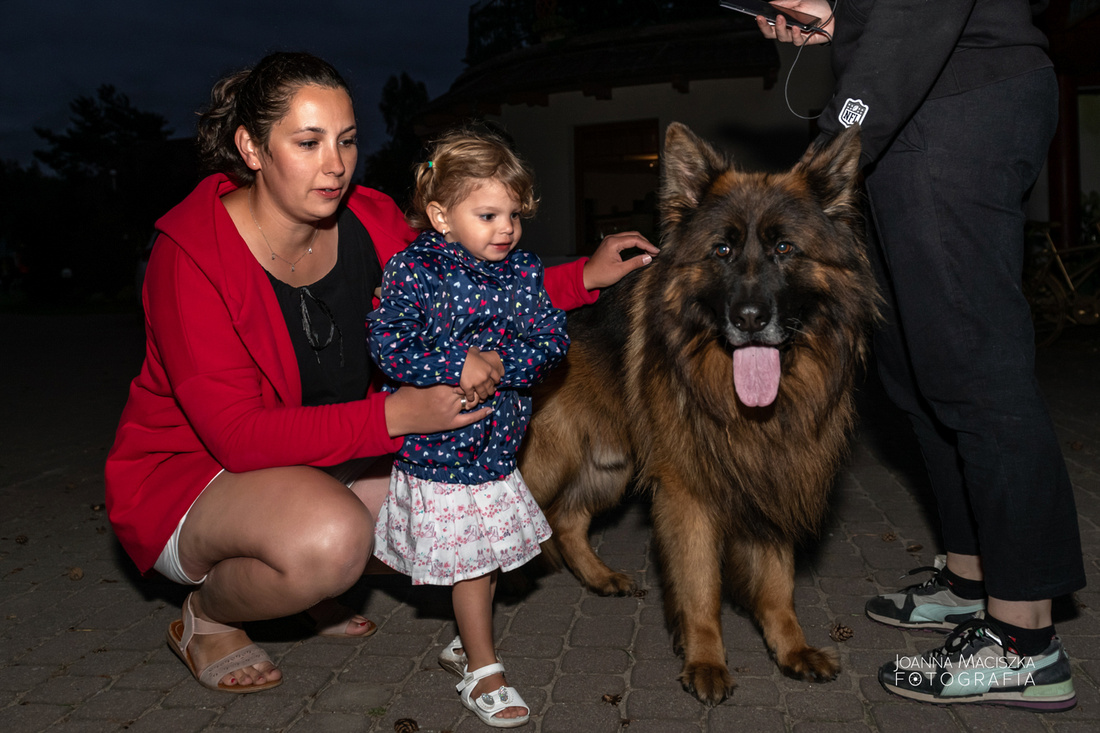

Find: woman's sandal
<box><xmin>298</xmin><ymin>599</ymin><xmax>377</xmax><ymax>638</ymax></box>
<box><xmin>456</xmin><ymin>662</ymin><xmax>530</xmax><ymax>728</ymax></box>
<box><xmin>166</xmin><ymin>594</ymin><xmax>282</xmax><ymax>693</ymax></box>
<box><xmin>438</xmin><ymin>635</ymin><xmax>468</xmax><ymax>677</ymax></box>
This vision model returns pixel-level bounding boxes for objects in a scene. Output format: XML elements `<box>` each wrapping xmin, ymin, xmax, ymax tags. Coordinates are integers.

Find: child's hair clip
<box><xmin>427</xmin><ymin>160</ymin><xmax>434</xmax><ymax>168</ymax></box>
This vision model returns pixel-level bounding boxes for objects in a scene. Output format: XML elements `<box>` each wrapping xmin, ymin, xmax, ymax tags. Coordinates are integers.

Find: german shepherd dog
<box><xmin>518</xmin><ymin>122</ymin><xmax>877</xmax><ymax>704</ymax></box>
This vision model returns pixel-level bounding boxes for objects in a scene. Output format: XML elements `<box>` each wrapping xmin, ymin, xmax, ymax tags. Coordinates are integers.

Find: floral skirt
<box><xmin>372</xmin><ymin>468</ymin><xmax>552</xmax><ymax>586</ymax></box>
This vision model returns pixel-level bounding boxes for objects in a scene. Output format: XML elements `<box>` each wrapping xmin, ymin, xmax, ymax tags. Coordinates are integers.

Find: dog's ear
<box><xmin>661</xmin><ymin>122</ymin><xmax>731</xmax><ymax>227</ymax></box>
<box><xmin>793</xmin><ymin>125</ymin><xmax>862</xmax><ymax>217</ymax></box>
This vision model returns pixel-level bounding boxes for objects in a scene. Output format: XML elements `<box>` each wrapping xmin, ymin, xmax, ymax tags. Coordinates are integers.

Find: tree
<box><xmin>361</xmin><ymin>73</ymin><xmax>429</xmax><ymax>205</ymax></box>
<box><xmin>22</xmin><ymin>86</ymin><xmax>177</xmax><ymax>304</ymax></box>
<box><xmin>34</xmin><ymin>84</ymin><xmax>171</xmax><ymax>179</ymax></box>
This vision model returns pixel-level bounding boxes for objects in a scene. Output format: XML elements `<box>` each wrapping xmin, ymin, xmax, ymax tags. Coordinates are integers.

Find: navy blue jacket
<box><xmin>368</xmin><ymin>230</ymin><xmax>568</xmax><ymax>483</ymax></box>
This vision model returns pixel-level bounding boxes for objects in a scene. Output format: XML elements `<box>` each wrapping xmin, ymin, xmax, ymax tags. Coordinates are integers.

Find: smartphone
<box><xmin>719</xmin><ymin>0</ymin><xmax>822</xmax><ymax>32</ymax></box>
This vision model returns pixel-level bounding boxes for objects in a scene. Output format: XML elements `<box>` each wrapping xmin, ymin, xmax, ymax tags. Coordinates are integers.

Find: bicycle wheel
<box><xmin>1024</xmin><ymin>271</ymin><xmax>1068</xmax><ymax>347</ymax></box>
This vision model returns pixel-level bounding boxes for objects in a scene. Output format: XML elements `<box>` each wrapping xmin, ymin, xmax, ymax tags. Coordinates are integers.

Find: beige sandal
<box><xmin>166</xmin><ymin>594</ymin><xmax>282</xmax><ymax>693</ymax></box>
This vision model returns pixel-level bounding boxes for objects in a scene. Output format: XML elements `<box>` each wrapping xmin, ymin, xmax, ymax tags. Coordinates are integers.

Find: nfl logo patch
<box><xmin>839</xmin><ymin>98</ymin><xmax>869</xmax><ymax>128</ymax></box>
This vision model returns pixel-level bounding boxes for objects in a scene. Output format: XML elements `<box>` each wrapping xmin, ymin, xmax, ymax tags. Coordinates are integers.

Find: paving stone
<box><xmin>16</xmin><ymin>630</ymin><xmax>117</xmax><ymax>666</ymax></box>
<box><xmin>113</xmin><ymin>661</ymin><xmax>189</xmax><ymax>691</ymax></box>
<box><xmin>541</xmin><ymin>701</ymin><xmax>624</xmax><ymax>732</ymax></box>
<box><xmin>279</xmin><ymin>640</ymin><xmax>358</xmax><ymax>669</ymax></box>
<box><xmin>707</xmin><ymin>705</ymin><xmax>787</xmax><ymax>732</ymax></box>
<box><xmin>378</xmin><ymin>701</ymin><xmax>459</xmax><ymax>733</ymax></box>
<box><xmin>66</xmin><ymin>648</ymin><xmax>149</xmax><ymax>676</ymax></box>
<box><xmin>870</xmin><ymin>701</ymin><xmax>959</xmax><ymax>732</ymax></box>
<box><xmin>0</xmin><ymin>664</ymin><xmax>56</xmax><ymax>691</ymax></box>
<box><xmin>497</xmin><ymin>632</ymin><xmax>564</xmax><ymax>659</ymax></box>
<box><xmin>0</xmin><ymin>703</ymin><xmax>69</xmax><ymax>731</ymax></box>
<box><xmin>624</xmin><ymin>686</ymin><xmax>704</xmax><ymax>719</ymax></box>
<box><xmin>725</xmin><ymin>675</ymin><xmax>781</xmax><ymax>706</ymax></box>
<box><xmin>498</xmin><ymin>656</ymin><xmax>557</xmax><ymax>686</ymax></box>
<box><xmin>552</xmin><ymin>672</ymin><xmax>625</xmax><ymax>702</ymax></box>
<box><xmin>509</xmin><ymin>605</ymin><xmax>573</xmax><ymax>636</ymax></box>
<box><xmin>630</xmin><ymin>657</ymin><xmax>685</xmax><ymax>690</ymax></box>
<box><xmin>794</xmin><ymin>722</ymin><xmax>873</xmax><ymax>733</ymax></box>
<box><xmin>570</xmin><ymin>614</ymin><xmax>635</xmax><ymax>648</ymax></box>
<box><xmin>623</xmin><ymin>720</ymin><xmax>703</xmax><ymax>733</ymax></box>
<box><xmin>67</xmin><ymin>687</ymin><xmax>161</xmax><ymax>721</ymax></box>
<box><xmin>20</xmin><ymin>674</ymin><xmax>110</xmax><ymax>705</ymax></box>
<box><xmin>217</xmin><ymin>693</ymin><xmax>305</xmax><ymax>729</ymax></box>
<box><xmin>339</xmin><ymin>653</ymin><xmax>414</xmax><ymax>684</ymax></box>
<box><xmin>314</xmin><ymin>681</ymin><xmax>393</xmax><ymax>713</ymax></box>
<box><xmin>786</xmin><ymin>687</ymin><xmax>865</xmax><ymax>721</ymax></box>
<box><xmin>560</xmin><ymin>647</ymin><xmax>630</xmax><ymax>675</ymax></box>
<box><xmin>124</xmin><ymin>707</ymin><xmax>219</xmax><ymax>732</ymax></box>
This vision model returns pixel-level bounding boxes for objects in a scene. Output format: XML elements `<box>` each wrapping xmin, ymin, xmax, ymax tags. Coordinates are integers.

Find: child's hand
<box><xmin>460</xmin><ymin>347</ymin><xmax>503</xmax><ymax>403</ymax></box>
<box><xmin>583</xmin><ymin>231</ymin><xmax>658</xmax><ymax>290</ymax></box>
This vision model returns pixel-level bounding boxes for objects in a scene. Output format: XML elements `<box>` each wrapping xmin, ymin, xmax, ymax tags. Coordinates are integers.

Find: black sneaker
<box><xmin>879</xmin><ymin>617</ymin><xmax>1076</xmax><ymax>711</ymax></box>
<box><xmin>866</xmin><ymin>556</ymin><xmax>986</xmax><ymax>631</ymax></box>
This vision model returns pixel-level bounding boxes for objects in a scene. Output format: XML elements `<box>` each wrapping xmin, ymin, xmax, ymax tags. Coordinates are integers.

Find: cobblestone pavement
<box><xmin>2</xmin><ymin>313</ymin><xmax>1098</xmax><ymax>733</ymax></box>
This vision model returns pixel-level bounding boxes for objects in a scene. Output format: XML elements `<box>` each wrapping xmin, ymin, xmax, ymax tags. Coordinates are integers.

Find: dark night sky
<box><xmin>1</xmin><ymin>1</ymin><xmax>472</xmax><ymax>169</ymax></box>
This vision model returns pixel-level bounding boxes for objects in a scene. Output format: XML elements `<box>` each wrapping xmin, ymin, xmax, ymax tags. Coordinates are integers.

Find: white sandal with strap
<box><xmin>166</xmin><ymin>593</ymin><xmax>282</xmax><ymax>693</ymax></box>
<box><xmin>439</xmin><ymin>635</ymin><xmax>468</xmax><ymax>677</ymax></box>
<box><xmin>456</xmin><ymin>662</ymin><xmax>530</xmax><ymax>728</ymax></box>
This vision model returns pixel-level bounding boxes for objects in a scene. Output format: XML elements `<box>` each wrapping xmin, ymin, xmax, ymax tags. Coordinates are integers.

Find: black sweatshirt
<box><xmin>817</xmin><ymin>0</ymin><xmax>1052</xmax><ymax>168</ymax></box>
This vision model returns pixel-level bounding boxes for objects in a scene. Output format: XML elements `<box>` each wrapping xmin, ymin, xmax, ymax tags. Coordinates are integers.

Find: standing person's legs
<box><xmin>867</xmin><ymin>68</ymin><xmax>1082</xmax><ymax>709</ymax></box>
<box><xmin>862</xmin><ymin>231</ymin><xmax>990</xmax><ymax>631</ymax></box>
<box><xmin>174</xmin><ymin>465</ymin><xmax>376</xmax><ymax>689</ymax></box>
<box><xmin>866</xmin><ymin>68</ymin><xmax>1083</xmax><ymax>608</ymax></box>
<box><xmin>452</xmin><ymin>572</ymin><xmax>529</xmax><ymax>723</ymax></box>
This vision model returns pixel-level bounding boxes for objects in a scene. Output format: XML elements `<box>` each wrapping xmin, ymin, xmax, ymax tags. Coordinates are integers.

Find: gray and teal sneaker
<box><xmin>866</xmin><ymin>556</ymin><xmax>986</xmax><ymax>631</ymax></box>
<box><xmin>879</xmin><ymin>617</ymin><xmax>1076</xmax><ymax>711</ymax></box>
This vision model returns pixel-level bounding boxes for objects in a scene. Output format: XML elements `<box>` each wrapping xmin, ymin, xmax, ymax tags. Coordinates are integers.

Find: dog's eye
<box><xmin>715</xmin><ymin>243</ymin><xmax>732</xmax><ymax>258</ymax></box>
<box><xmin>774</xmin><ymin>241</ymin><xmax>796</xmax><ymax>256</ymax></box>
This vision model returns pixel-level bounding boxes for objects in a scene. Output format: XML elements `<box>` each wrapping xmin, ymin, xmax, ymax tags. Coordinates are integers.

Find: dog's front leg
<box><xmin>652</xmin><ymin>485</ymin><xmax>733</xmax><ymax>705</ymax></box>
<box><xmin>742</xmin><ymin>541</ymin><xmax>839</xmax><ymax>682</ymax></box>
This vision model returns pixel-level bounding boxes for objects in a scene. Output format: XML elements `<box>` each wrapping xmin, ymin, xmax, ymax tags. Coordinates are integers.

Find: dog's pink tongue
<box><xmin>733</xmin><ymin>346</ymin><xmax>781</xmax><ymax>407</ymax></box>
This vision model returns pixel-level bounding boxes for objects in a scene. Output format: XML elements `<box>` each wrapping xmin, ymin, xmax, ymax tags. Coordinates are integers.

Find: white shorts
<box><xmin>152</xmin><ymin>458</ymin><xmax>379</xmax><ymax>586</ymax></box>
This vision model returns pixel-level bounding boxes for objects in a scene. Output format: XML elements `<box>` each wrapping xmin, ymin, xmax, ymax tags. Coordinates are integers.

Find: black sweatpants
<box><xmin>864</xmin><ymin>67</ymin><xmax>1085</xmax><ymax>601</ymax></box>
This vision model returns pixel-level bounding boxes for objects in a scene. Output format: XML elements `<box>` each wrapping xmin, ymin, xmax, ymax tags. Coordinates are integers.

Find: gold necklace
<box><xmin>248</xmin><ymin>187</ymin><xmax>319</xmax><ymax>273</ymax></box>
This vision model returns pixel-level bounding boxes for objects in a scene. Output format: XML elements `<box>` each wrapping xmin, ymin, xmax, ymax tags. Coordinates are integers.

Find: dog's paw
<box><xmin>777</xmin><ymin>645</ymin><xmax>839</xmax><ymax>682</ymax></box>
<box><xmin>588</xmin><ymin>571</ymin><xmax>637</xmax><ymax>596</ymax></box>
<box><xmin>679</xmin><ymin>662</ymin><xmax>735</xmax><ymax>705</ymax></box>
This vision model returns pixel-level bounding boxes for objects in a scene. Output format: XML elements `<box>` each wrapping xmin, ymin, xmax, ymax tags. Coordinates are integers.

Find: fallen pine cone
<box><xmin>393</xmin><ymin>719</ymin><xmax>419</xmax><ymax>733</ymax></box>
<box><xmin>829</xmin><ymin>623</ymin><xmax>854</xmax><ymax>642</ymax></box>
<box><xmin>15</xmin><ymin>535</ymin><xmax>28</xmax><ymax>545</ymax></box>
<box><xmin>880</xmin><ymin>531</ymin><xmax>897</xmax><ymax>542</ymax></box>
<box><xmin>602</xmin><ymin>693</ymin><xmax>622</xmax><ymax>706</ymax></box>
<box><xmin>68</xmin><ymin>567</ymin><xmax>84</xmax><ymax>581</ymax></box>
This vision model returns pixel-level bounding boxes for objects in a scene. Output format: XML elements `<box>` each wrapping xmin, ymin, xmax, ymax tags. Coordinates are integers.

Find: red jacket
<box><xmin>106</xmin><ymin>174</ymin><xmax>596</xmax><ymax>573</ymax></box>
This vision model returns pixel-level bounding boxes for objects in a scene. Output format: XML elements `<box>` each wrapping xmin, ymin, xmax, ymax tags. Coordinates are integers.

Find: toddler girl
<box><xmin>367</xmin><ymin>127</ymin><xmax>567</xmax><ymax>728</ymax></box>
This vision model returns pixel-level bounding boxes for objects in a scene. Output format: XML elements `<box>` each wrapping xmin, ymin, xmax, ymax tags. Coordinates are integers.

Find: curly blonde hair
<box><xmin>407</xmin><ymin>126</ymin><xmax>538</xmax><ymax>231</ymax></box>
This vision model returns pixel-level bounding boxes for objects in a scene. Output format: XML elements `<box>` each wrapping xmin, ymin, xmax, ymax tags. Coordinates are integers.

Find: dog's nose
<box><xmin>733</xmin><ymin>302</ymin><xmax>770</xmax><ymax>334</ymax></box>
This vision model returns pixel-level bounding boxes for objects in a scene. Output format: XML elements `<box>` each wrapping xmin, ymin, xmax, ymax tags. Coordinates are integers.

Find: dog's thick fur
<box><xmin>518</xmin><ymin>122</ymin><xmax>878</xmax><ymax>704</ymax></box>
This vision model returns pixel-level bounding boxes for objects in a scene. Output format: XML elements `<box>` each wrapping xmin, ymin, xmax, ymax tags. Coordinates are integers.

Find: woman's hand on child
<box><xmin>583</xmin><ymin>231</ymin><xmax>659</xmax><ymax>291</ymax></box>
<box><xmin>461</xmin><ymin>347</ymin><xmax>503</xmax><ymax>403</ymax></box>
<box><xmin>385</xmin><ymin>384</ymin><xmax>492</xmax><ymax>437</ymax></box>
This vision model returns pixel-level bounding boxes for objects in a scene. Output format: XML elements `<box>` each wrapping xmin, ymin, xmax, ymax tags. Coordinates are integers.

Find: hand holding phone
<box><xmin>719</xmin><ymin>0</ymin><xmax>822</xmax><ymax>32</ymax></box>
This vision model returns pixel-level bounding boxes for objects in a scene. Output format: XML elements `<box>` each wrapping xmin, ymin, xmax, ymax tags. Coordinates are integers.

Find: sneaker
<box><xmin>879</xmin><ymin>617</ymin><xmax>1077</xmax><ymax>711</ymax></box>
<box><xmin>866</xmin><ymin>556</ymin><xmax>986</xmax><ymax>631</ymax></box>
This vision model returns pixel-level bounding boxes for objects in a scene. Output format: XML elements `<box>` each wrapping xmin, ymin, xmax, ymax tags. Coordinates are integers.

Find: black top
<box><xmin>819</xmin><ymin>0</ymin><xmax>1052</xmax><ymax>168</ymax></box>
<box><xmin>266</xmin><ymin>206</ymin><xmax>382</xmax><ymax>407</ymax></box>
